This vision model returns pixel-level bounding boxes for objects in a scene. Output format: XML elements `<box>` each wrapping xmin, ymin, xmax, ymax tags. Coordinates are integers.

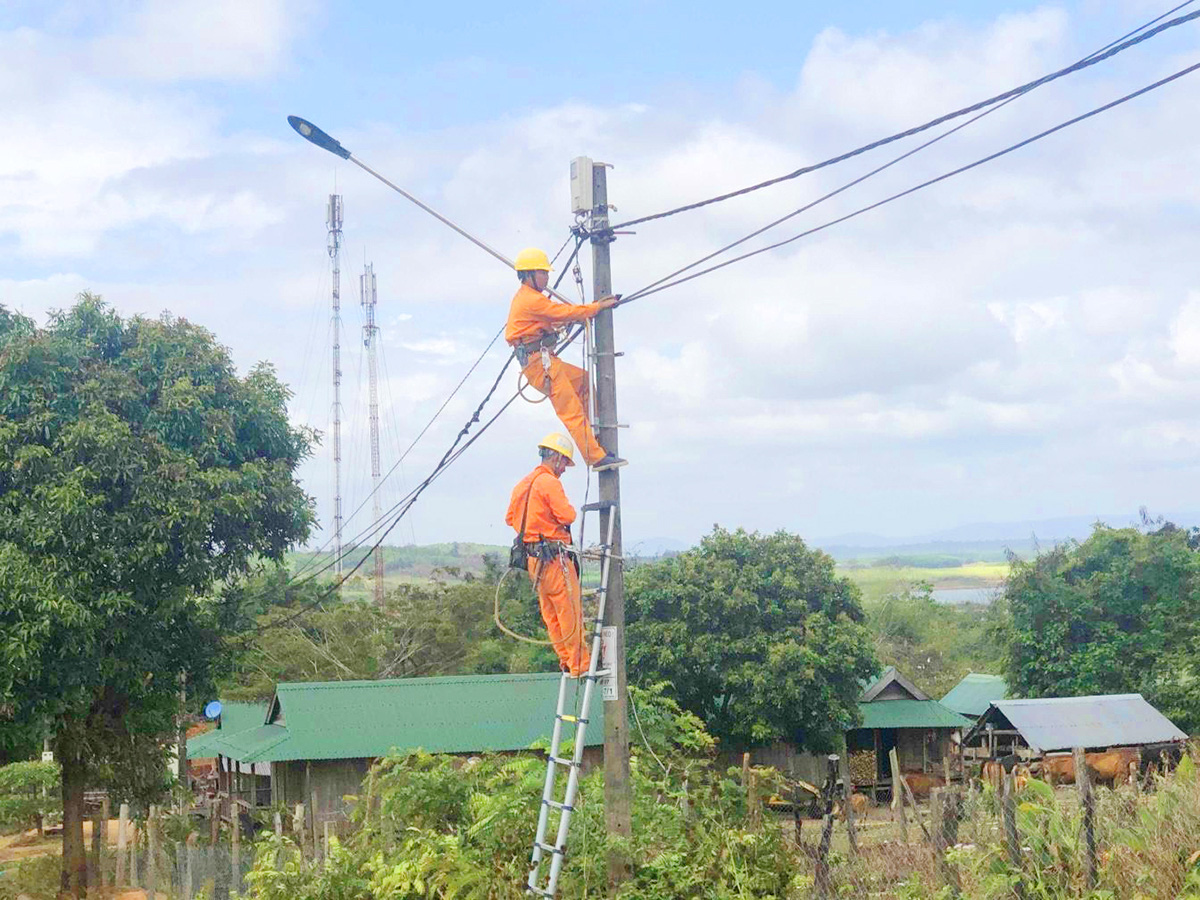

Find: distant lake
<box><xmin>932</xmin><ymin>587</ymin><xmax>999</xmax><ymax>605</ymax></box>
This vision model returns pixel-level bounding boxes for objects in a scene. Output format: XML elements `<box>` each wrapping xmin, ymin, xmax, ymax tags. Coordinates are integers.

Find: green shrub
<box><xmin>0</xmin><ymin>761</ymin><xmax>59</xmax><ymax>834</ymax></box>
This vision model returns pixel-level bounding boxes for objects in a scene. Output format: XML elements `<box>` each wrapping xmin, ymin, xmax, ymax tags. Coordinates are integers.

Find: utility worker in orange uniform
<box><xmin>505</xmin><ymin>433</ymin><xmax>599</xmax><ymax>677</ymax></box>
<box><xmin>506</xmin><ymin>247</ymin><xmax>626</xmax><ymax>471</ymax></box>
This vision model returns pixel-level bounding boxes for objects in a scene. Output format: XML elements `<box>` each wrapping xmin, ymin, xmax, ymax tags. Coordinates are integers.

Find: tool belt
<box><xmin>526</xmin><ymin>539</ymin><xmax>581</xmax><ymax>577</ymax></box>
<box><xmin>513</xmin><ymin>332</ymin><xmax>560</xmax><ymax>367</ymax></box>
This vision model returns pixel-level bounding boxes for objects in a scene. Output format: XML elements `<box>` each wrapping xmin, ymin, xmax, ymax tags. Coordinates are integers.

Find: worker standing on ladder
<box><xmin>506</xmin><ymin>433</ymin><xmax>594</xmax><ymax>677</ymax></box>
<box><xmin>506</xmin><ymin>247</ymin><xmax>626</xmax><ymax>471</ymax></box>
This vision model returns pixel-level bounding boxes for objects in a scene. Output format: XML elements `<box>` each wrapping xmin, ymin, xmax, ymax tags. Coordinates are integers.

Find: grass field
<box><xmin>839</xmin><ymin>561</ymin><xmax>1009</xmax><ymax>602</ymax></box>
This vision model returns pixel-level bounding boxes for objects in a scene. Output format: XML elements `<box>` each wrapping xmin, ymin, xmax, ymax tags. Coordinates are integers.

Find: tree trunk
<box><xmin>59</xmin><ymin>738</ymin><xmax>88</xmax><ymax>898</ymax></box>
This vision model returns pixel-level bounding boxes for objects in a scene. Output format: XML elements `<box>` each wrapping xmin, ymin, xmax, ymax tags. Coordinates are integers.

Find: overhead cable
<box><xmin>619</xmin><ymin>57</ymin><xmax>1200</xmax><ymax>305</ymax></box>
<box><xmin>608</xmin><ymin>6</ymin><xmax>1200</xmax><ymax>231</ymax></box>
<box><xmin>617</xmin><ymin>0</ymin><xmax>1199</xmax><ymax>301</ymax></box>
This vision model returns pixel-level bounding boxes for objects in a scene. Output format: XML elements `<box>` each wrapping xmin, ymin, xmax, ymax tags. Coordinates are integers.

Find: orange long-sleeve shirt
<box><xmin>505</xmin><ymin>284</ymin><xmax>602</xmax><ymax>345</ymax></box>
<box><xmin>505</xmin><ymin>464</ymin><xmax>576</xmax><ymax>543</ymax></box>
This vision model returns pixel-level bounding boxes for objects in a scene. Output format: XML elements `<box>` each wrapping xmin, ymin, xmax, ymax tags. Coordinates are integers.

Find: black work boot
<box><xmin>593</xmin><ymin>454</ymin><xmax>627</xmax><ymax>471</ymax></box>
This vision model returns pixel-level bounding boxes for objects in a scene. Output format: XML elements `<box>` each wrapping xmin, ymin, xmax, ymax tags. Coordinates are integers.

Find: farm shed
<box><xmin>963</xmin><ymin>693</ymin><xmax>1187</xmax><ymax>758</ymax></box>
<box><xmin>941</xmin><ymin>673</ymin><xmax>1008</xmax><ymax>720</ymax></box>
<box><xmin>845</xmin><ymin>667</ymin><xmax>973</xmax><ymax>798</ymax></box>
<box><xmin>194</xmin><ymin>672</ymin><xmax>604</xmax><ymax>829</ymax></box>
<box><xmin>186</xmin><ymin>701</ymin><xmax>272</xmax><ymax>806</ymax></box>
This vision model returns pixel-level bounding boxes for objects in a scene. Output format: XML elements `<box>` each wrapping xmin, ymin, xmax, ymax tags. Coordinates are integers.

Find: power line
<box><xmin>282</xmin><ymin>236</ymin><xmax>586</xmax><ymax>598</ymax></box>
<box><xmin>608</xmin><ymin>5</ymin><xmax>1200</xmax><ymax>232</ymax></box>
<box><xmin>618</xmin><ymin>57</ymin><xmax>1200</xmax><ymax>306</ymax></box>
<box><xmin>618</xmin><ymin>0</ymin><xmax>1199</xmax><ymax>301</ymax></box>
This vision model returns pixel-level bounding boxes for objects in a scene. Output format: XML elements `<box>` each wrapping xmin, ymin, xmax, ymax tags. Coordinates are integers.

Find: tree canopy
<box><xmin>625</xmin><ymin>526</ymin><xmax>878</xmax><ymax>752</ymax></box>
<box><xmin>999</xmin><ymin>523</ymin><xmax>1200</xmax><ymax>733</ymax></box>
<box><xmin>0</xmin><ymin>297</ymin><xmax>313</xmax><ymax>894</ymax></box>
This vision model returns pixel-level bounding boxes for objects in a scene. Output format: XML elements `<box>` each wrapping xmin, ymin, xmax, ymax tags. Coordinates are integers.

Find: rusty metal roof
<box><xmin>965</xmin><ymin>693</ymin><xmax>1186</xmax><ymax>753</ymax></box>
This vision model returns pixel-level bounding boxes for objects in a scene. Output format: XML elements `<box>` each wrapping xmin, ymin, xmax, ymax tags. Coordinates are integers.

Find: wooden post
<box><xmin>129</xmin><ymin>816</ymin><xmax>138</xmax><ymax>890</ymax></box>
<box><xmin>99</xmin><ymin>796</ymin><xmax>109</xmax><ymax>887</ymax></box>
<box><xmin>741</xmin><ymin>752</ymin><xmax>758</xmax><ymax>824</ymax></box>
<box><xmin>889</xmin><ymin>747</ymin><xmax>908</xmax><ymax>842</ymax></box>
<box><xmin>932</xmin><ymin>787</ymin><xmax>963</xmax><ymax>896</ymax></box>
<box><xmin>147</xmin><ymin>805</ymin><xmax>158</xmax><ymax>900</ymax></box>
<box><xmin>943</xmin><ymin>756</ymin><xmax>952</xmax><ymax>787</ymax></box>
<box><xmin>116</xmin><ymin>802</ymin><xmax>129</xmax><ymax>887</ymax></box>
<box><xmin>274</xmin><ymin>810</ymin><xmax>283</xmax><ymax>837</ymax></box>
<box><xmin>897</xmin><ymin>763</ymin><xmax>932</xmax><ymax>843</ymax></box>
<box><xmin>294</xmin><ymin>803</ymin><xmax>306</xmax><ymax>860</ymax></box>
<box><xmin>183</xmin><ymin>832</ymin><xmax>197</xmax><ymax>900</ymax></box>
<box><xmin>792</xmin><ymin>781</ymin><xmax>803</xmax><ymax>847</ymax></box>
<box><xmin>232</xmin><ymin>801</ymin><xmax>242</xmax><ymax>894</ymax></box>
<box><xmin>90</xmin><ymin>803</ymin><xmax>102</xmax><ymax>887</ymax></box>
<box><xmin>842</xmin><ymin>779</ymin><xmax>859</xmax><ymax>857</ymax></box>
<box><xmin>365</xmin><ymin>766</ymin><xmax>377</xmax><ymax>829</ymax></box>
<box><xmin>1002</xmin><ymin>772</ymin><xmax>1025</xmax><ymax>898</ymax></box>
<box><xmin>323</xmin><ymin>820</ymin><xmax>333</xmax><ymax>863</ymax></box>
<box><xmin>814</xmin><ymin>755</ymin><xmax>838</xmax><ymax>900</ymax></box>
<box><xmin>1073</xmin><ymin>746</ymin><xmax>1097</xmax><ymax>890</ymax></box>
<box><xmin>210</xmin><ymin>795</ymin><xmax>219</xmax><ymax>845</ymax></box>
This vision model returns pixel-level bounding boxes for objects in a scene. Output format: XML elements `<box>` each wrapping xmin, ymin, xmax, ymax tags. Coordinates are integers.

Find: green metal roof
<box><xmin>187</xmin><ymin>701</ymin><xmax>269</xmax><ymax>758</ymax></box>
<box><xmin>853</xmin><ymin>698</ymin><xmax>973</xmax><ymax>730</ymax></box>
<box><xmin>195</xmin><ymin>673</ymin><xmax>604</xmax><ymax>763</ymax></box>
<box><xmin>941</xmin><ymin>673</ymin><xmax>1008</xmax><ymax>718</ymax></box>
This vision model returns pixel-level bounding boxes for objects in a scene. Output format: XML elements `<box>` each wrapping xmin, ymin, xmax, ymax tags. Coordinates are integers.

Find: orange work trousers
<box><xmin>527</xmin><ymin>552</ymin><xmax>591</xmax><ymax>677</ymax></box>
<box><xmin>522</xmin><ymin>353</ymin><xmax>605</xmax><ymax>467</ymax></box>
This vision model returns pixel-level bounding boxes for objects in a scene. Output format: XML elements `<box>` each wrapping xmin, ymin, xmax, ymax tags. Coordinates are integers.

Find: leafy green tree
<box><xmin>0</xmin><ymin>760</ymin><xmax>60</xmax><ymax>834</ymax></box>
<box><xmin>625</xmin><ymin>526</ymin><xmax>878</xmax><ymax>752</ymax></box>
<box><xmin>0</xmin><ymin>297</ymin><xmax>312</xmax><ymax>895</ymax></box>
<box><xmin>1000</xmin><ymin>524</ymin><xmax>1200</xmax><ymax>732</ymax></box>
<box><xmin>866</xmin><ymin>582</ymin><xmax>1002</xmax><ymax>698</ymax></box>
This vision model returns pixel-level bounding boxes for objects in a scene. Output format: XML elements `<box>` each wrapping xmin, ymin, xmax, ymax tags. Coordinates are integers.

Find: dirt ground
<box><xmin>0</xmin><ymin>820</ymin><xmax>125</xmax><ymax>864</ymax></box>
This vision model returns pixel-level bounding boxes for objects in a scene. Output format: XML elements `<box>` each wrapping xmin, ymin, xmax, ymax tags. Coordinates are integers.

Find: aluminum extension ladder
<box><xmin>525</xmin><ymin>498</ymin><xmax>618</xmax><ymax>898</ymax></box>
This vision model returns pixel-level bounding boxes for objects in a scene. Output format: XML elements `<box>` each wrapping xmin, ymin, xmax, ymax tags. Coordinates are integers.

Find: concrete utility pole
<box><xmin>327</xmin><ymin>194</ymin><xmax>345</xmax><ymax>584</ymax></box>
<box><xmin>589</xmin><ymin>161</ymin><xmax>633</xmax><ymax>890</ymax></box>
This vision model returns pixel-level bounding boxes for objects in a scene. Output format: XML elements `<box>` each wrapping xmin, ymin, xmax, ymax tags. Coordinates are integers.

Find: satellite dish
<box><xmin>204</xmin><ymin>700</ymin><xmax>223</xmax><ymax>720</ymax></box>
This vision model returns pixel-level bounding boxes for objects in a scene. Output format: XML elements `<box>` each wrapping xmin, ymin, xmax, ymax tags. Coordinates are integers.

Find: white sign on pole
<box><xmin>600</xmin><ymin>626</ymin><xmax>617</xmax><ymax>701</ymax></box>
<box><xmin>41</xmin><ymin>750</ymin><xmax>54</xmax><ymax>763</ymax></box>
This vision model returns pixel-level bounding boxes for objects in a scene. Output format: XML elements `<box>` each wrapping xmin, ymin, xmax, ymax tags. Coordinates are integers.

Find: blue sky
<box><xmin>4</xmin><ymin>0</ymin><xmax>1200</xmax><ymax>555</ymax></box>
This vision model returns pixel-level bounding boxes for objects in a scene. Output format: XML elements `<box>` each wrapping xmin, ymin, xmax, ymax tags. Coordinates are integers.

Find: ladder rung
<box><xmin>557</xmin><ymin>714</ymin><xmax>589</xmax><ymax>725</ymax></box>
<box><xmin>581</xmin><ymin>500</ymin><xmax>618</xmax><ymax>512</ymax></box>
<box><xmin>526</xmin><ymin>885</ymin><xmax>555</xmax><ymax>898</ymax></box>
<box><xmin>542</xmin><ymin>798</ymin><xmax>574</xmax><ymax>812</ymax></box>
<box><xmin>535</xmin><ymin>841</ymin><xmax>565</xmax><ymax>856</ymax></box>
<box><xmin>549</xmin><ymin>755</ymin><xmax>579</xmax><ymax>768</ymax></box>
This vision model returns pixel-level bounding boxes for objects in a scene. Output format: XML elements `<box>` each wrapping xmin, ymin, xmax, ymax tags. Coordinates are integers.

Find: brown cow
<box><xmin>903</xmin><ymin>772</ymin><xmax>946</xmax><ymax>799</ymax></box>
<box><xmin>981</xmin><ymin>760</ymin><xmax>1031</xmax><ymax>791</ymax></box>
<box><xmin>1039</xmin><ymin>754</ymin><xmax>1075</xmax><ymax>786</ymax></box>
<box><xmin>1085</xmin><ymin>747</ymin><xmax>1140</xmax><ymax>788</ymax></box>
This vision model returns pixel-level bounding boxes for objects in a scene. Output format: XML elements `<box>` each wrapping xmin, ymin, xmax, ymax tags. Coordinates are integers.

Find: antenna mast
<box><xmin>327</xmin><ymin>194</ymin><xmax>345</xmax><ymax>583</ymax></box>
<box><xmin>361</xmin><ymin>263</ymin><xmax>385</xmax><ymax>606</ymax></box>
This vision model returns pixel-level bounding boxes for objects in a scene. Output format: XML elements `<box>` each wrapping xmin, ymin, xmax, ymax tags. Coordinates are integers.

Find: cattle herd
<box><xmin>838</xmin><ymin>744</ymin><xmax>1186</xmax><ymax>817</ymax></box>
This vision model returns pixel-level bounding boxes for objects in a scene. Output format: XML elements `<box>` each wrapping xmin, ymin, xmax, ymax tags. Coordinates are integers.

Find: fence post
<box><xmin>1002</xmin><ymin>772</ymin><xmax>1025</xmax><ymax>899</ymax></box>
<box><xmin>129</xmin><ymin>816</ymin><xmax>139</xmax><ymax>890</ymax></box>
<box><xmin>232</xmin><ymin>802</ymin><xmax>242</xmax><ymax>894</ymax></box>
<box><xmin>889</xmin><ymin>747</ymin><xmax>908</xmax><ymax>842</ymax></box>
<box><xmin>274</xmin><ymin>810</ymin><xmax>283</xmax><ymax>837</ymax></box>
<box><xmin>932</xmin><ymin>786</ymin><xmax>963</xmax><ymax>896</ymax></box>
<box><xmin>294</xmin><ymin>803</ymin><xmax>306</xmax><ymax>860</ymax></box>
<box><xmin>99</xmin><ymin>796</ymin><xmax>110</xmax><ymax>887</ymax></box>
<box><xmin>90</xmin><ymin>802</ymin><xmax>101</xmax><ymax>888</ymax></box>
<box><xmin>841</xmin><ymin>772</ymin><xmax>859</xmax><ymax>857</ymax></box>
<box><xmin>147</xmin><ymin>805</ymin><xmax>158</xmax><ymax>900</ymax></box>
<box><xmin>792</xmin><ymin>781</ymin><xmax>804</xmax><ymax>847</ymax></box>
<box><xmin>210</xmin><ymin>795</ymin><xmax>219</xmax><ymax>845</ymax></box>
<box><xmin>814</xmin><ymin>754</ymin><xmax>838</xmax><ymax>900</ymax></box>
<box><xmin>323</xmin><ymin>820</ymin><xmax>333</xmax><ymax>864</ymax></box>
<box><xmin>1073</xmin><ymin>747</ymin><xmax>1097</xmax><ymax>889</ymax></box>
<box><xmin>183</xmin><ymin>831</ymin><xmax>196</xmax><ymax>900</ymax></box>
<box><xmin>116</xmin><ymin>802</ymin><xmax>129</xmax><ymax>887</ymax></box>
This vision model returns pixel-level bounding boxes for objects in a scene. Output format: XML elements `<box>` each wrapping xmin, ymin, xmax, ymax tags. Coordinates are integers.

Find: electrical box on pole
<box><xmin>570</xmin><ymin>157</ymin><xmax>594</xmax><ymax>215</ymax></box>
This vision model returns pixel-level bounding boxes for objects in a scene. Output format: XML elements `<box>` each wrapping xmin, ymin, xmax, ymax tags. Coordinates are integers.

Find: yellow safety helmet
<box><xmin>514</xmin><ymin>247</ymin><xmax>553</xmax><ymax>272</ymax></box>
<box><xmin>537</xmin><ymin>432</ymin><xmax>575</xmax><ymax>466</ymax></box>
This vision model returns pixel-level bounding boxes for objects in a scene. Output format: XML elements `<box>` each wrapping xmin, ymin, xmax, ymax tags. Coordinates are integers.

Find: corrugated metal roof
<box><xmin>855</xmin><ymin>699</ymin><xmax>973</xmax><ymax>730</ymax></box>
<box><xmin>941</xmin><ymin>673</ymin><xmax>1008</xmax><ymax>718</ymax></box>
<box><xmin>187</xmin><ymin>701</ymin><xmax>269</xmax><ymax>758</ymax></box>
<box><xmin>970</xmin><ymin>694</ymin><xmax>1187</xmax><ymax>753</ymax></box>
<box><xmin>198</xmin><ymin>673</ymin><xmax>604</xmax><ymax>763</ymax></box>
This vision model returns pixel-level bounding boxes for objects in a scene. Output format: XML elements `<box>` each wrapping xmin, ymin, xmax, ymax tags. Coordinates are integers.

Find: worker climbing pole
<box><xmin>287</xmin><ymin>117</ymin><xmax>635</xmax><ymax>897</ymax></box>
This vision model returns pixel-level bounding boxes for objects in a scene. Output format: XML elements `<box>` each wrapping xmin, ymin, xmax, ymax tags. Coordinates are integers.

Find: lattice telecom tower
<box><xmin>327</xmin><ymin>194</ymin><xmax>345</xmax><ymax>581</ymax></box>
<box><xmin>361</xmin><ymin>263</ymin><xmax>385</xmax><ymax>606</ymax></box>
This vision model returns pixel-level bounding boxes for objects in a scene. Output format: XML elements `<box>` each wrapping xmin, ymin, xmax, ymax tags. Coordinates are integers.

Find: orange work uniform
<box><xmin>506</xmin><ymin>284</ymin><xmax>606</xmax><ymax>467</ymax></box>
<box><xmin>505</xmin><ymin>463</ymin><xmax>591</xmax><ymax>676</ymax></box>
